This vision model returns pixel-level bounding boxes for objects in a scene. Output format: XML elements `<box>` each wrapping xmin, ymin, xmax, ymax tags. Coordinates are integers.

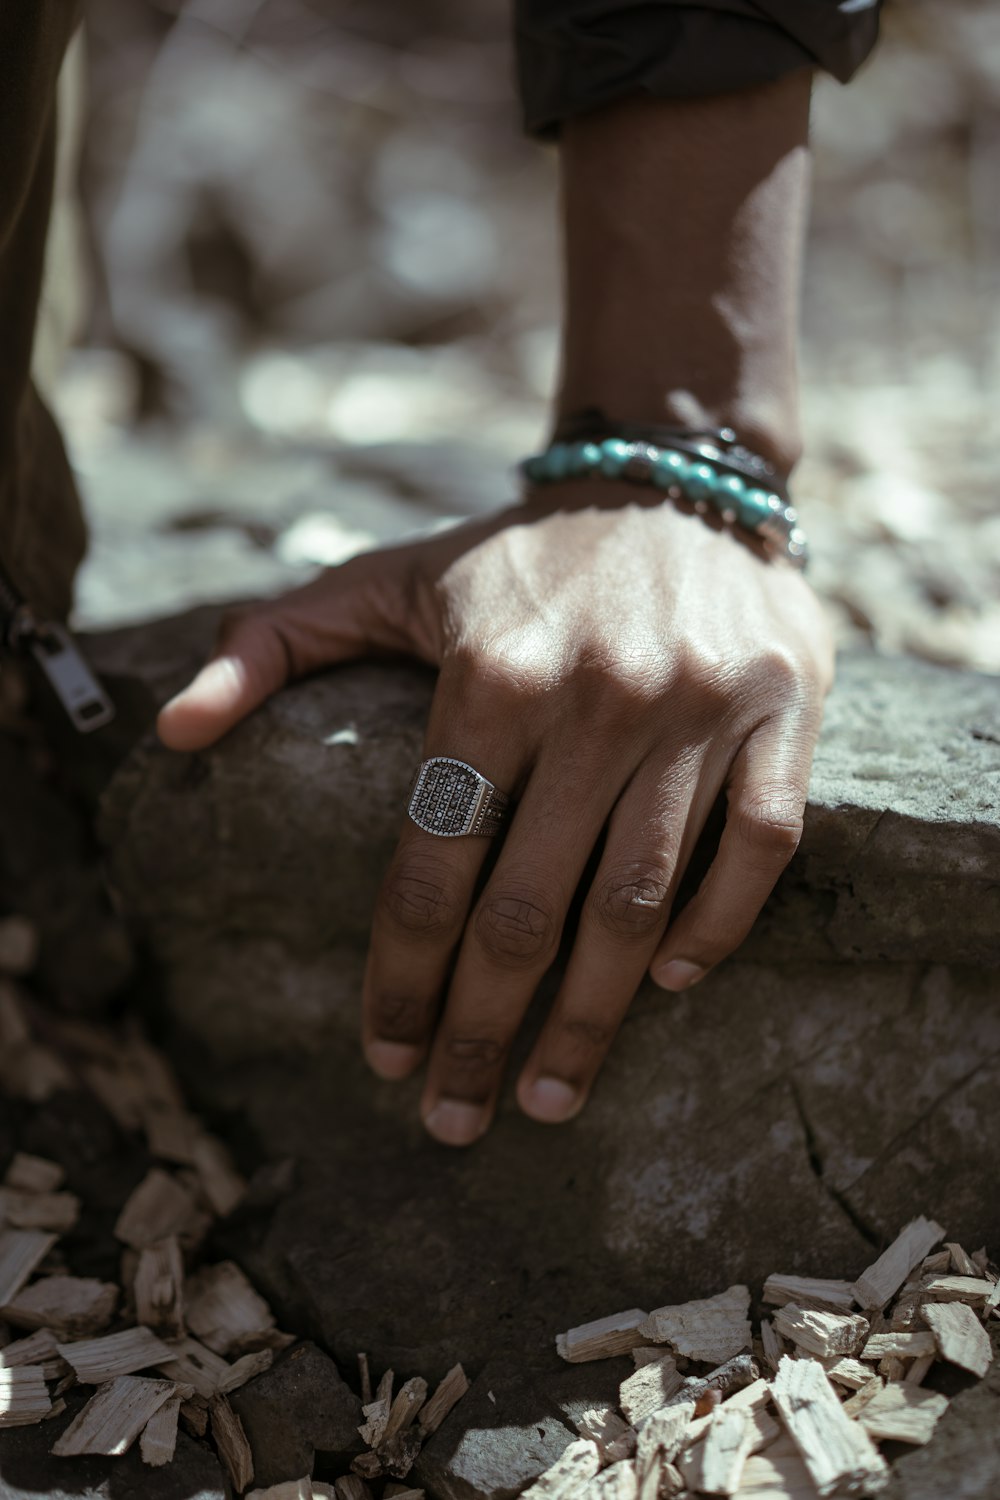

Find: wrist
<box><xmin>556</xmin><ymin>76</ymin><xmax>812</xmax><ymax>483</ymax></box>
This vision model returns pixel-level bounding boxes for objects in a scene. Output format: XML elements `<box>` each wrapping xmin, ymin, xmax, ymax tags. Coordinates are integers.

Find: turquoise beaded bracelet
<box><xmin>520</xmin><ymin>437</ymin><xmax>808</xmax><ymax>568</ymax></box>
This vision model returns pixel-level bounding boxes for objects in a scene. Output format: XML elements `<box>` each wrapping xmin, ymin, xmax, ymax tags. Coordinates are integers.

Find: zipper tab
<box><xmin>27</xmin><ymin>621</ymin><xmax>116</xmax><ymax>733</ymax></box>
<box><xmin>0</xmin><ymin>564</ymin><xmax>115</xmax><ymax>733</ymax></box>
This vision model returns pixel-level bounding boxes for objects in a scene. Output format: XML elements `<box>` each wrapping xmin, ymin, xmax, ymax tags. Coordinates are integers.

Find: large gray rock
<box><xmin>79</xmin><ymin>611</ymin><xmax>1000</xmax><ymax>1495</ymax></box>
<box><xmin>89</xmin><ymin>609</ymin><xmax>1000</xmax><ymax>1057</ymax></box>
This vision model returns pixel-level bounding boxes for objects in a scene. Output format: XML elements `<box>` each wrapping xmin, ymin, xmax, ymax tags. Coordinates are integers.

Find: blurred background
<box><xmin>41</xmin><ymin>0</ymin><xmax>1000</xmax><ymax>670</ymax></box>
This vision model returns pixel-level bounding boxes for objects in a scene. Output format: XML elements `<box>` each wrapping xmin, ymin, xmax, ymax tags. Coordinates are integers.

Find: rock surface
<box><xmin>228</xmin><ymin>1341</ymin><xmax>363</xmax><ymax>1486</ymax></box>
<box><xmin>89</xmin><ymin>610</ymin><xmax>1000</xmax><ymax>1057</ymax></box>
<box><xmin>412</xmin><ymin>1358</ymin><xmax>578</xmax><ymax>1500</ymax></box>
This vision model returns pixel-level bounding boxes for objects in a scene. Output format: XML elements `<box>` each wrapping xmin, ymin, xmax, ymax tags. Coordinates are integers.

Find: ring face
<box><xmin>408</xmin><ymin>757</ymin><xmax>489</xmax><ymax>837</ymax></box>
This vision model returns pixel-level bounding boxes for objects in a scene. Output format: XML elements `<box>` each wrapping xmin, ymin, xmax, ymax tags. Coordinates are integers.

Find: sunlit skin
<box><xmin>159</xmin><ymin>74</ymin><xmax>836</xmax><ymax>1147</ymax></box>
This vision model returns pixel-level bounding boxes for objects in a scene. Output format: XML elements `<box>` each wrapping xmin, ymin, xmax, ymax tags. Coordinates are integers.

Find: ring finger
<box><xmin>419</xmin><ymin>743</ymin><xmax>647</xmax><ymax>1145</ymax></box>
<box><xmin>361</xmin><ymin>679</ymin><xmax>528</xmax><ymax>1080</ymax></box>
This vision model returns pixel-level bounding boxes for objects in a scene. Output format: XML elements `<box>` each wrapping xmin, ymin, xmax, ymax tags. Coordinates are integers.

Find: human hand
<box><xmin>158</xmin><ymin>486</ymin><xmax>834</xmax><ymax>1144</ymax></box>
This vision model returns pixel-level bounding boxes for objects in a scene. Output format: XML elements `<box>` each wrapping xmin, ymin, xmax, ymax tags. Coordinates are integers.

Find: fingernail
<box><xmin>653</xmin><ymin>959</ymin><xmax>705</xmax><ymax>992</ymax></box>
<box><xmin>423</xmin><ymin>1098</ymin><xmax>488</xmax><ymax>1147</ymax></box>
<box><xmin>366</xmin><ymin>1040</ymin><xmax>422</xmax><ymax>1080</ymax></box>
<box><xmin>520</xmin><ymin>1076</ymin><xmax>581</xmax><ymax>1124</ymax></box>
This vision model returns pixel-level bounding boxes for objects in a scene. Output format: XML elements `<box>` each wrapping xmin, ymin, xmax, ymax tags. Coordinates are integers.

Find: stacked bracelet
<box><xmin>520</xmin><ymin>435</ymin><xmax>808</xmax><ymax>568</ymax></box>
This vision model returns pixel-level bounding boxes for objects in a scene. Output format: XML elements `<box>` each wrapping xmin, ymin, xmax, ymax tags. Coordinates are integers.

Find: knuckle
<box><xmin>592</xmin><ymin>864</ymin><xmax>672</xmax><ymax>941</ymax></box>
<box><xmin>754</xmin><ymin>646</ymin><xmax>813</xmax><ymax>701</ymax></box>
<box><xmin>370</xmin><ymin>990</ymin><xmax>426</xmax><ymax>1044</ymax></box>
<box><xmin>474</xmin><ymin>888</ymin><xmax>559</xmax><ymax>969</ymax></box>
<box><xmin>379</xmin><ymin>853</ymin><xmax>464</xmax><ymax>938</ymax></box>
<box><xmin>444</xmin><ymin>1035</ymin><xmax>506</xmax><ymax>1069</ymax></box>
<box><xmin>562</xmin><ymin>1016</ymin><xmax>614</xmax><ymax>1050</ymax></box>
<box><xmin>733</xmin><ymin>793</ymin><xmax>804</xmax><ymax>860</ymax></box>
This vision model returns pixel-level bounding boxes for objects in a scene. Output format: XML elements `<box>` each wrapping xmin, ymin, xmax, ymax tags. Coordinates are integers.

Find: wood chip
<box><xmin>521</xmin><ymin>1437</ymin><xmax>602</xmax><ymax>1498</ymax></box>
<box><xmin>699</xmin><ymin>1404</ymin><xmax>755</xmax><ymax>1496</ymax></box>
<box><xmin>675</xmin><ymin>1354</ymin><xmax>759</xmax><ymax>1411</ymax></box>
<box><xmin>216</xmin><ymin>1347</ymin><xmax>274</xmax><ymax>1394</ymax></box>
<box><xmin>3</xmin><ymin>1154</ymin><xmax>64</xmax><ymax>1194</ymax></box>
<box><xmin>557</xmin><ymin>1308</ymin><xmax>649</xmax><ymax>1363</ymax></box>
<box><xmin>190</xmin><ymin>1135</ymin><xmax>247</xmax><ymax>1218</ymax></box>
<box><xmin>822</xmin><ymin>1357</ymin><xmax>878</xmax><ymax>1390</ymax></box>
<box><xmin>0</xmin><ymin>980</ymin><xmax>31</xmax><ymax>1050</ymax></box>
<box><xmin>184</xmin><ymin>1260</ymin><xmax>275</xmax><ymax>1355</ymax></box>
<box><xmin>761</xmin><ymin>1276</ymin><xmax>856</xmax><ymax>1313</ymax></box>
<box><xmin>857</xmin><ymin>1383</ymin><xmax>949</xmax><ymax>1446</ymax></box>
<box><xmin>920</xmin><ymin>1250</ymin><xmax>952</xmax><ymax>1275</ymax></box>
<box><xmin>640</xmin><ymin>1286</ymin><xmax>751</xmax><ymax>1365</ymax></box>
<box><xmin>135</xmin><ymin>1237</ymin><xmax>185</xmax><ymax>1338</ymax></box>
<box><xmin>922</xmin><ymin>1300</ymin><xmax>992</xmax><ymax>1377</ymax></box>
<box><xmin>382</xmin><ymin>1375</ymin><xmax>427</xmax><ymax>1441</ymax></box>
<box><xmin>335</xmin><ymin>1480</ymin><xmax>374</xmax><ymax>1500</ymax></box>
<box><xmin>770</xmin><ymin>1357</ymin><xmax>888</xmax><ymax>1496</ymax></box>
<box><xmin>210</xmin><ymin>1393</ymin><xmax>255</xmax><ymax>1491</ymax></box>
<box><xmin>0</xmin><ymin>1229</ymin><xmax>57</xmax><ymax>1305</ymax></box>
<box><xmin>418</xmin><ymin>1361</ymin><xmax>468</xmax><ymax>1435</ymax></box>
<box><xmin>0</xmin><ymin>916</ymin><xmax>39</xmax><ymax>976</ymax></box>
<box><xmin>156</xmin><ymin>1335</ymin><xmax>233</xmax><ymax>1399</ymax></box>
<box><xmin>862</xmin><ymin>1331</ymin><xmax>937</xmax><ymax>1361</ymax></box>
<box><xmin>58</xmin><ymin>1326</ymin><xmax>173</xmax><ymax>1383</ymax></box>
<box><xmin>247</xmin><ymin>1484</ymin><xmax>313</xmax><ymax>1500</ymax></box>
<box><xmin>921</xmin><ymin>1275</ymin><xmax>995</xmax><ymax>1305</ymax></box>
<box><xmin>359</xmin><ymin>1397</ymin><xmax>391</xmax><ymax>1448</ymax></box>
<box><xmin>852</xmin><ymin>1217</ymin><xmax>945</xmax><ymax>1312</ymax></box>
<box><xmin>632</xmin><ymin>1346</ymin><xmax>665</xmax><ymax>1368</ymax></box>
<box><xmin>575</xmin><ymin>1403</ymin><xmax>633</xmax><ymax>1452</ymax></box>
<box><xmin>3</xmin><ymin>1275</ymin><xmax>118</xmax><ymax>1338</ymax></box>
<box><xmin>180</xmin><ymin>1396</ymin><xmax>209</xmax><ymax>1436</ymax></box>
<box><xmin>841</xmin><ymin>1378</ymin><xmax>887</xmax><ymax>1420</ymax></box>
<box><xmin>0</xmin><ymin>1328</ymin><xmax>69</xmax><ymax>1380</ymax></box>
<box><xmin>772</xmin><ymin>1306</ymin><xmax>868</xmax><ymax>1359</ymax></box>
<box><xmin>759</xmin><ymin>1319</ymin><xmax>784</xmax><ymax>1375</ymax></box>
<box><xmin>620</xmin><ymin>1353</ymin><xmax>683</xmax><ymax>1425</ymax></box>
<box><xmin>581</xmin><ymin>1462</ymin><xmax>638</xmax><ymax>1499</ymax></box>
<box><xmin>635</xmin><ymin>1399</ymin><xmax>695</xmax><ymax>1478</ymax></box>
<box><xmin>904</xmin><ymin>1352</ymin><xmax>936</xmax><ymax>1386</ymax></box>
<box><xmin>114</xmin><ymin>1170</ymin><xmax>198</xmax><ymax>1250</ymax></box>
<box><xmin>52</xmin><ymin>1375</ymin><xmax>176</xmax><ymax>1456</ymax></box>
<box><xmin>351</xmin><ymin>1450</ymin><xmax>384</xmax><ymax>1480</ymax></box>
<box><xmin>383</xmin><ymin>1487</ymin><xmax>425</xmax><ymax>1500</ymax></box>
<box><xmin>379</xmin><ymin>1428</ymin><xmax>422</xmax><ymax>1479</ymax></box>
<box><xmin>722</xmin><ymin>1378</ymin><xmax>773</xmax><ymax>1416</ymax></box>
<box><xmin>0</xmin><ymin>1365</ymin><xmax>52</xmax><ymax>1427</ymax></box>
<box><xmin>140</xmin><ymin>1393</ymin><xmax>181</xmax><ymax>1466</ymax></box>
<box><xmin>735</xmin><ymin>1447</ymin><xmax>819</xmax><ymax>1498</ymax></box>
<box><xmin>0</xmin><ymin>1188</ymin><xmax>79</xmax><ymax>1233</ymax></box>
<box><xmin>142</xmin><ymin>1106</ymin><xmax>202</xmax><ymax>1165</ymax></box>
<box><xmin>944</xmin><ymin>1243</ymin><xmax>979</xmax><ymax>1277</ymax></box>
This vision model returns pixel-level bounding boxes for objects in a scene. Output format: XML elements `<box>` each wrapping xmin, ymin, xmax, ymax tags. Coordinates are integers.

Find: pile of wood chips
<box><xmin>0</xmin><ymin>925</ymin><xmax>467</xmax><ymax>1499</ymax></box>
<box><xmin>547</xmin><ymin>1217</ymin><xmax>998</xmax><ymax>1500</ymax></box>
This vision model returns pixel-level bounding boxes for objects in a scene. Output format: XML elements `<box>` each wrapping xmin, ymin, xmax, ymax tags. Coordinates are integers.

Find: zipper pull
<box><xmin>27</xmin><ymin>621</ymin><xmax>116</xmax><ymax>733</ymax></box>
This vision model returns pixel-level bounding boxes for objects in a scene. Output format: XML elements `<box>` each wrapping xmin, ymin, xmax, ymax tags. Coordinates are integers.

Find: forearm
<box><xmin>556</xmin><ymin>72</ymin><xmax>813</xmax><ymax>477</ymax></box>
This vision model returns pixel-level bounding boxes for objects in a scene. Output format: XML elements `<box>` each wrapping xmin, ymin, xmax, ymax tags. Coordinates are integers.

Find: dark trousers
<box><xmin>1</xmin><ymin>4</ymin><xmax>86</xmax><ymax>623</ymax></box>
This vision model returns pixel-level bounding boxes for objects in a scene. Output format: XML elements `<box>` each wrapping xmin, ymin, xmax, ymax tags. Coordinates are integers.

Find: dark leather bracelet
<box><xmin>553</xmin><ymin>407</ymin><xmax>788</xmax><ymax>501</ymax></box>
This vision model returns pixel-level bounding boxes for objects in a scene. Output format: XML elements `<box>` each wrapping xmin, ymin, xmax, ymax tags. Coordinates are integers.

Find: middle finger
<box><xmin>420</xmin><ymin>748</ymin><xmax>626</xmax><ymax>1145</ymax></box>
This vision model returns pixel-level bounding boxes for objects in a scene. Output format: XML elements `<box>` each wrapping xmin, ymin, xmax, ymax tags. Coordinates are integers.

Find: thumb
<box><xmin>157</xmin><ymin>564</ymin><xmax>391</xmax><ymax>751</ymax></box>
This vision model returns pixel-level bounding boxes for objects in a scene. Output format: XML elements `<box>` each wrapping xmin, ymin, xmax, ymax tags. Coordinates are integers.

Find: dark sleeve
<box><xmin>514</xmin><ymin>0</ymin><xmax>881</xmax><ymax>136</ymax></box>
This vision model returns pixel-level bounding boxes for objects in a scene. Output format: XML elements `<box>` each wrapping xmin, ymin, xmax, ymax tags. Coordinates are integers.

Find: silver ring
<box><xmin>407</xmin><ymin>756</ymin><xmax>513</xmax><ymax>838</ymax></box>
